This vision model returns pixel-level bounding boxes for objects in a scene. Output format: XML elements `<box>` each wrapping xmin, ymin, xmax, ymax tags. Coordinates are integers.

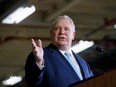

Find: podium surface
<box><xmin>70</xmin><ymin>69</ymin><xmax>116</xmax><ymax>87</ymax></box>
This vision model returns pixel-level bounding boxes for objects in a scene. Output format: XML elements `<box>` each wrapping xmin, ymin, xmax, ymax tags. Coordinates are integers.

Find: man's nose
<box><xmin>60</xmin><ymin>28</ymin><xmax>65</xmax><ymax>33</ymax></box>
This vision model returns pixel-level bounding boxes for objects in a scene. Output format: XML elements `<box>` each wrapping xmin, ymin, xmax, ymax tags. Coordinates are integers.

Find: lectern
<box><xmin>70</xmin><ymin>69</ymin><xmax>116</xmax><ymax>87</ymax></box>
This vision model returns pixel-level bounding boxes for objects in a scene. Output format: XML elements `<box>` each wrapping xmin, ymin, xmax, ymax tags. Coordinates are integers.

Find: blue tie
<box><xmin>64</xmin><ymin>52</ymin><xmax>83</xmax><ymax>80</ymax></box>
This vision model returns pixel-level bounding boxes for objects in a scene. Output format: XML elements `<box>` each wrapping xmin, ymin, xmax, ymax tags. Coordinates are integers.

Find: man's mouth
<box><xmin>58</xmin><ymin>36</ymin><xmax>65</xmax><ymax>40</ymax></box>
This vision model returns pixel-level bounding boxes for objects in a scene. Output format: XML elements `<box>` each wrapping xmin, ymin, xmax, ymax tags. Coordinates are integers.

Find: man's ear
<box><xmin>72</xmin><ymin>32</ymin><xmax>76</xmax><ymax>40</ymax></box>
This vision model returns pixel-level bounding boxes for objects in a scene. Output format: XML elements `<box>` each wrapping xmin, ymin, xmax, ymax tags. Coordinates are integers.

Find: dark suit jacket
<box><xmin>25</xmin><ymin>44</ymin><xmax>93</xmax><ymax>87</ymax></box>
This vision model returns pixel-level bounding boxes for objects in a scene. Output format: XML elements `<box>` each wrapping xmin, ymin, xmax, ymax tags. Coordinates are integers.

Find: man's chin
<box><xmin>57</xmin><ymin>43</ymin><xmax>68</xmax><ymax>47</ymax></box>
<box><xmin>58</xmin><ymin>41</ymin><xmax>67</xmax><ymax>45</ymax></box>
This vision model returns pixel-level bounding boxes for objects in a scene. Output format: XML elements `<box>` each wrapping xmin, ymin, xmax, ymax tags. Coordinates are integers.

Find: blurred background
<box><xmin>0</xmin><ymin>0</ymin><xmax>116</xmax><ymax>87</ymax></box>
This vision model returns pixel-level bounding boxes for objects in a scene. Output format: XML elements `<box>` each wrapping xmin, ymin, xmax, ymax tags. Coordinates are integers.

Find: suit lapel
<box><xmin>47</xmin><ymin>44</ymin><xmax>81</xmax><ymax>80</ymax></box>
<box><xmin>72</xmin><ymin>52</ymin><xmax>86</xmax><ymax>79</ymax></box>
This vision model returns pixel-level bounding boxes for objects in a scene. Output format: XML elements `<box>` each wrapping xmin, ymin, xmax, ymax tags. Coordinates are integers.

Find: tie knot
<box><xmin>65</xmin><ymin>52</ymin><xmax>70</xmax><ymax>55</ymax></box>
<box><xmin>64</xmin><ymin>52</ymin><xmax>71</xmax><ymax>59</ymax></box>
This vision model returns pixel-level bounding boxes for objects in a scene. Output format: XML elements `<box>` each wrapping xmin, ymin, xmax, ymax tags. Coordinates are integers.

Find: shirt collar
<box><xmin>59</xmin><ymin>49</ymin><xmax>72</xmax><ymax>55</ymax></box>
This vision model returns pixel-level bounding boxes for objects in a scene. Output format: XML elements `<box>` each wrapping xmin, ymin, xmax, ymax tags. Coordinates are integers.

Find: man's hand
<box><xmin>31</xmin><ymin>39</ymin><xmax>44</xmax><ymax>65</ymax></box>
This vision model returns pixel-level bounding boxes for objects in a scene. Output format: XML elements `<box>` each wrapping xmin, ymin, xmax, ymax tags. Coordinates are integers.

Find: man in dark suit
<box><xmin>25</xmin><ymin>15</ymin><xmax>93</xmax><ymax>87</ymax></box>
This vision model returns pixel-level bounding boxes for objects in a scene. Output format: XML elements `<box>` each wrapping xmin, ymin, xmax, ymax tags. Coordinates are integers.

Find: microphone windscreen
<box><xmin>96</xmin><ymin>47</ymin><xmax>104</xmax><ymax>52</ymax></box>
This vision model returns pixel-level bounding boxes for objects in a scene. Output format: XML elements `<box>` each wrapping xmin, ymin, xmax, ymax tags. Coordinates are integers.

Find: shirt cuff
<box><xmin>36</xmin><ymin>60</ymin><xmax>45</xmax><ymax>70</ymax></box>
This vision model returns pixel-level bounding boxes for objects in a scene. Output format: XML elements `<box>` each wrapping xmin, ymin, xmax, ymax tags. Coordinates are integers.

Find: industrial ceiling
<box><xmin>0</xmin><ymin>0</ymin><xmax>116</xmax><ymax>86</ymax></box>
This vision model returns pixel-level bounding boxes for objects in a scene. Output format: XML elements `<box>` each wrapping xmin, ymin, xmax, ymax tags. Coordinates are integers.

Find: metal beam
<box><xmin>45</xmin><ymin>0</ymin><xmax>82</xmax><ymax>22</ymax></box>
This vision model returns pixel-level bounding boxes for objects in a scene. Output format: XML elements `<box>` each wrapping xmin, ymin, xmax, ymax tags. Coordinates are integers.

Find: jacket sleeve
<box><xmin>24</xmin><ymin>52</ymin><xmax>45</xmax><ymax>87</ymax></box>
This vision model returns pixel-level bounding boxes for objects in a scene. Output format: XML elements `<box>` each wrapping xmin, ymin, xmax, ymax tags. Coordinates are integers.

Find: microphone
<box><xmin>96</xmin><ymin>46</ymin><xmax>116</xmax><ymax>61</ymax></box>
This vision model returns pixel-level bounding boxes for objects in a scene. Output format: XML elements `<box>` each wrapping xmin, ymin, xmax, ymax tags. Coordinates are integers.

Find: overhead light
<box><xmin>113</xmin><ymin>24</ymin><xmax>116</xmax><ymax>29</ymax></box>
<box><xmin>2</xmin><ymin>5</ymin><xmax>36</xmax><ymax>24</ymax></box>
<box><xmin>2</xmin><ymin>76</ymin><xmax>22</xmax><ymax>86</ymax></box>
<box><xmin>71</xmin><ymin>40</ymin><xmax>94</xmax><ymax>53</ymax></box>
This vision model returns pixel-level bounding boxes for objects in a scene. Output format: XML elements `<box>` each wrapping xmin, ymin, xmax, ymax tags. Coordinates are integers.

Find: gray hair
<box><xmin>50</xmin><ymin>15</ymin><xmax>76</xmax><ymax>32</ymax></box>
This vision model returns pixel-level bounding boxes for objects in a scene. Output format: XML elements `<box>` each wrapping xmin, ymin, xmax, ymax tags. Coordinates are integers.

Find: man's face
<box><xmin>50</xmin><ymin>19</ymin><xmax>75</xmax><ymax>50</ymax></box>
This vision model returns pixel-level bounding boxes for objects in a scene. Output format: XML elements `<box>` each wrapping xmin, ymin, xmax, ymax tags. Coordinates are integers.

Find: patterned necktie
<box><xmin>64</xmin><ymin>52</ymin><xmax>83</xmax><ymax>80</ymax></box>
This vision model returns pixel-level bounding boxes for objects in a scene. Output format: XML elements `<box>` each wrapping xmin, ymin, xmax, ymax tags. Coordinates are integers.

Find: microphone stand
<box><xmin>96</xmin><ymin>47</ymin><xmax>116</xmax><ymax>61</ymax></box>
<box><xmin>96</xmin><ymin>46</ymin><xmax>116</xmax><ymax>72</ymax></box>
